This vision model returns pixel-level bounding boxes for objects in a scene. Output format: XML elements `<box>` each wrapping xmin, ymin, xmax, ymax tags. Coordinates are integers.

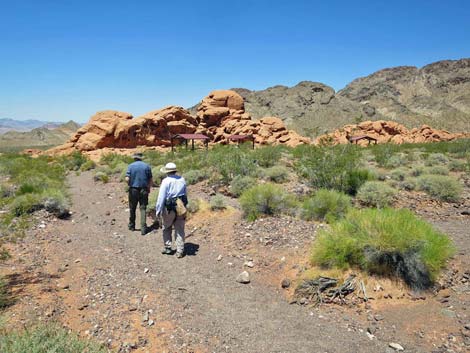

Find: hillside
<box><xmin>190</xmin><ymin>58</ymin><xmax>470</xmax><ymax>136</ymax></box>
<box><xmin>0</xmin><ymin>120</ymin><xmax>80</xmax><ymax>151</ymax></box>
<box><xmin>0</xmin><ymin>118</ymin><xmax>65</xmax><ymax>134</ymax></box>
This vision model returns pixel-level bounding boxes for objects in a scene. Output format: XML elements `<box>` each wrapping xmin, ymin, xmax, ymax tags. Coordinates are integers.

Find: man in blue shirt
<box><xmin>125</xmin><ymin>152</ymin><xmax>153</xmax><ymax>235</ymax></box>
<box><xmin>156</xmin><ymin>162</ymin><xmax>188</xmax><ymax>258</ymax></box>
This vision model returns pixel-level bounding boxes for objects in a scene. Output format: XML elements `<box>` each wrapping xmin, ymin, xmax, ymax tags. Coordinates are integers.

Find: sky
<box><xmin>0</xmin><ymin>0</ymin><xmax>469</xmax><ymax>122</ymax></box>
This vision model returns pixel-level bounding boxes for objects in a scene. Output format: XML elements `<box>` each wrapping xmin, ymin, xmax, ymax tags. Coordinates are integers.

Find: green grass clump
<box><xmin>208</xmin><ymin>145</ymin><xmax>258</xmax><ymax>184</ymax></box>
<box><xmin>79</xmin><ymin>159</ymin><xmax>96</xmax><ymax>171</ymax></box>
<box><xmin>390</xmin><ymin>168</ymin><xmax>408</xmax><ymax>181</ymax></box>
<box><xmin>410</xmin><ymin>165</ymin><xmax>425</xmax><ymax>177</ymax></box>
<box><xmin>0</xmin><ymin>325</ymin><xmax>107</xmax><ymax>353</ymax></box>
<box><xmin>239</xmin><ymin>183</ymin><xmax>296</xmax><ymax>221</ymax></box>
<box><xmin>251</xmin><ymin>145</ymin><xmax>285</xmax><ymax>167</ymax></box>
<box><xmin>182</xmin><ymin>169</ymin><xmax>208</xmax><ymax>185</ymax></box>
<box><xmin>417</xmin><ymin>175</ymin><xmax>462</xmax><ymax>202</ymax></box>
<box><xmin>186</xmin><ymin>198</ymin><xmax>200</xmax><ymax>214</ymax></box>
<box><xmin>0</xmin><ymin>276</ymin><xmax>11</xmax><ymax>309</ymax></box>
<box><xmin>229</xmin><ymin>175</ymin><xmax>256</xmax><ymax>197</ymax></box>
<box><xmin>356</xmin><ymin>181</ymin><xmax>396</xmax><ymax>208</ymax></box>
<box><xmin>210</xmin><ymin>194</ymin><xmax>227</xmax><ymax>211</ymax></box>
<box><xmin>311</xmin><ymin>208</ymin><xmax>454</xmax><ymax>288</ymax></box>
<box><xmin>423</xmin><ymin>165</ymin><xmax>449</xmax><ymax>175</ymax></box>
<box><xmin>448</xmin><ymin>159</ymin><xmax>468</xmax><ymax>172</ymax></box>
<box><xmin>301</xmin><ymin>189</ymin><xmax>351</xmax><ymax>222</ymax></box>
<box><xmin>262</xmin><ymin>165</ymin><xmax>289</xmax><ymax>183</ymax></box>
<box><xmin>93</xmin><ymin>171</ymin><xmax>109</xmax><ymax>183</ymax></box>
<box><xmin>399</xmin><ymin>178</ymin><xmax>417</xmax><ymax>191</ymax></box>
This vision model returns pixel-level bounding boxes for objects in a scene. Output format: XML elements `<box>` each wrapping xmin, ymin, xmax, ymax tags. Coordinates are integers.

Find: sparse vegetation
<box><xmin>262</xmin><ymin>165</ymin><xmax>290</xmax><ymax>183</ymax></box>
<box><xmin>229</xmin><ymin>175</ymin><xmax>256</xmax><ymax>197</ymax></box>
<box><xmin>0</xmin><ymin>324</ymin><xmax>107</xmax><ymax>353</ymax></box>
<box><xmin>210</xmin><ymin>194</ymin><xmax>227</xmax><ymax>211</ymax></box>
<box><xmin>301</xmin><ymin>189</ymin><xmax>351</xmax><ymax>222</ymax></box>
<box><xmin>239</xmin><ymin>183</ymin><xmax>296</xmax><ymax>221</ymax></box>
<box><xmin>356</xmin><ymin>181</ymin><xmax>396</xmax><ymax>208</ymax></box>
<box><xmin>183</xmin><ymin>169</ymin><xmax>208</xmax><ymax>185</ymax></box>
<box><xmin>311</xmin><ymin>208</ymin><xmax>454</xmax><ymax>289</ymax></box>
<box><xmin>417</xmin><ymin>175</ymin><xmax>462</xmax><ymax>202</ymax></box>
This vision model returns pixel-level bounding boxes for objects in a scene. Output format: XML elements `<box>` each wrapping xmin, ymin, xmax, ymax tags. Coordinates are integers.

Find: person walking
<box><xmin>156</xmin><ymin>162</ymin><xmax>188</xmax><ymax>258</ymax></box>
<box><xmin>125</xmin><ymin>152</ymin><xmax>153</xmax><ymax>235</ymax></box>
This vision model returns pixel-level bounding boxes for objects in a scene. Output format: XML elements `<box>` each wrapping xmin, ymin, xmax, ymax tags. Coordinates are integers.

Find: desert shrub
<box><xmin>0</xmin><ymin>324</ymin><xmax>107</xmax><ymax>353</ymax></box>
<box><xmin>345</xmin><ymin>169</ymin><xmax>375</xmax><ymax>195</ymax></box>
<box><xmin>111</xmin><ymin>162</ymin><xmax>128</xmax><ymax>175</ymax></box>
<box><xmin>262</xmin><ymin>166</ymin><xmax>289</xmax><ymax>183</ymax></box>
<box><xmin>93</xmin><ymin>171</ymin><xmax>109</xmax><ymax>183</ymax></box>
<box><xmin>410</xmin><ymin>165</ymin><xmax>425</xmax><ymax>177</ymax></box>
<box><xmin>229</xmin><ymin>175</ymin><xmax>256</xmax><ymax>197</ymax></box>
<box><xmin>390</xmin><ymin>168</ymin><xmax>407</xmax><ymax>181</ymax></box>
<box><xmin>10</xmin><ymin>194</ymin><xmax>43</xmax><ymax>216</ymax></box>
<box><xmin>425</xmin><ymin>153</ymin><xmax>449</xmax><ymax>166</ymax></box>
<box><xmin>251</xmin><ymin>145</ymin><xmax>284</xmax><ymax>167</ymax></box>
<box><xmin>100</xmin><ymin>153</ymin><xmax>133</xmax><ymax>168</ymax></box>
<box><xmin>146</xmin><ymin>189</ymin><xmax>159</xmax><ymax>215</ymax></box>
<box><xmin>301</xmin><ymin>189</ymin><xmax>351</xmax><ymax>222</ymax></box>
<box><xmin>356</xmin><ymin>181</ymin><xmax>396</xmax><ymax>208</ymax></box>
<box><xmin>182</xmin><ymin>169</ymin><xmax>208</xmax><ymax>185</ymax></box>
<box><xmin>417</xmin><ymin>175</ymin><xmax>462</xmax><ymax>202</ymax></box>
<box><xmin>151</xmin><ymin>167</ymin><xmax>167</xmax><ymax>186</ymax></box>
<box><xmin>186</xmin><ymin>198</ymin><xmax>200</xmax><ymax>213</ymax></box>
<box><xmin>80</xmin><ymin>159</ymin><xmax>95</xmax><ymax>171</ymax></box>
<box><xmin>208</xmin><ymin>145</ymin><xmax>258</xmax><ymax>184</ymax></box>
<box><xmin>294</xmin><ymin>145</ymin><xmax>367</xmax><ymax>195</ymax></box>
<box><xmin>311</xmin><ymin>208</ymin><xmax>454</xmax><ymax>289</ymax></box>
<box><xmin>385</xmin><ymin>153</ymin><xmax>408</xmax><ymax>168</ymax></box>
<box><xmin>423</xmin><ymin>165</ymin><xmax>449</xmax><ymax>175</ymax></box>
<box><xmin>210</xmin><ymin>194</ymin><xmax>227</xmax><ymax>211</ymax></box>
<box><xmin>239</xmin><ymin>183</ymin><xmax>296</xmax><ymax>221</ymax></box>
<box><xmin>370</xmin><ymin>144</ymin><xmax>401</xmax><ymax>167</ymax></box>
<box><xmin>0</xmin><ymin>276</ymin><xmax>11</xmax><ymax>309</ymax></box>
<box><xmin>448</xmin><ymin>159</ymin><xmax>468</xmax><ymax>172</ymax></box>
<box><xmin>56</xmin><ymin>151</ymin><xmax>89</xmax><ymax>171</ymax></box>
<box><xmin>399</xmin><ymin>178</ymin><xmax>417</xmax><ymax>191</ymax></box>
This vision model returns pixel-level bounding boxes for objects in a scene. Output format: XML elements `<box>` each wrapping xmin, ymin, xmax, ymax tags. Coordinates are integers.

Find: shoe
<box><xmin>141</xmin><ymin>226</ymin><xmax>149</xmax><ymax>235</ymax></box>
<box><xmin>161</xmin><ymin>248</ymin><xmax>172</xmax><ymax>255</ymax></box>
<box><xmin>128</xmin><ymin>225</ymin><xmax>135</xmax><ymax>231</ymax></box>
<box><xmin>175</xmin><ymin>251</ymin><xmax>184</xmax><ymax>258</ymax></box>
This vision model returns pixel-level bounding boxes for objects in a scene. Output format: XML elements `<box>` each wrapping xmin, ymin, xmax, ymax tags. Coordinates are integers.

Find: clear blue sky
<box><xmin>1</xmin><ymin>0</ymin><xmax>469</xmax><ymax>122</ymax></box>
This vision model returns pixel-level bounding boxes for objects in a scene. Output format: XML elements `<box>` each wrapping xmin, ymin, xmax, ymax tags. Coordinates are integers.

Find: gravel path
<box><xmin>41</xmin><ymin>172</ymin><xmax>392</xmax><ymax>352</ymax></box>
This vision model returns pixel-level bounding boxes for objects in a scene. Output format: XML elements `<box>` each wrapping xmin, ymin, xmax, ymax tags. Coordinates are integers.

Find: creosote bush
<box><xmin>301</xmin><ymin>189</ymin><xmax>351</xmax><ymax>222</ymax></box>
<box><xmin>425</xmin><ymin>153</ymin><xmax>449</xmax><ymax>166</ymax></box>
<box><xmin>356</xmin><ymin>181</ymin><xmax>396</xmax><ymax>208</ymax></box>
<box><xmin>210</xmin><ymin>194</ymin><xmax>227</xmax><ymax>211</ymax></box>
<box><xmin>182</xmin><ymin>169</ymin><xmax>208</xmax><ymax>185</ymax></box>
<box><xmin>417</xmin><ymin>175</ymin><xmax>462</xmax><ymax>202</ymax></box>
<box><xmin>423</xmin><ymin>165</ymin><xmax>449</xmax><ymax>175</ymax></box>
<box><xmin>311</xmin><ymin>208</ymin><xmax>454</xmax><ymax>289</ymax></box>
<box><xmin>262</xmin><ymin>165</ymin><xmax>289</xmax><ymax>183</ymax></box>
<box><xmin>186</xmin><ymin>198</ymin><xmax>200</xmax><ymax>213</ymax></box>
<box><xmin>239</xmin><ymin>183</ymin><xmax>296</xmax><ymax>221</ymax></box>
<box><xmin>93</xmin><ymin>171</ymin><xmax>109</xmax><ymax>183</ymax></box>
<box><xmin>229</xmin><ymin>175</ymin><xmax>256</xmax><ymax>197</ymax></box>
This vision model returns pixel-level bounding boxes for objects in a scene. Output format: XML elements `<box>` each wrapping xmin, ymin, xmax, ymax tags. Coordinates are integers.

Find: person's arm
<box><xmin>146</xmin><ymin>165</ymin><xmax>153</xmax><ymax>192</ymax></box>
<box><xmin>125</xmin><ymin>165</ymin><xmax>131</xmax><ymax>185</ymax></box>
<box><xmin>155</xmin><ymin>179</ymin><xmax>168</xmax><ymax>216</ymax></box>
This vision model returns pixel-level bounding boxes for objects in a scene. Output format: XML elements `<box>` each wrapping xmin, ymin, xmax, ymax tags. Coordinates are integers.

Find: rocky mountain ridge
<box><xmin>190</xmin><ymin>58</ymin><xmax>470</xmax><ymax>135</ymax></box>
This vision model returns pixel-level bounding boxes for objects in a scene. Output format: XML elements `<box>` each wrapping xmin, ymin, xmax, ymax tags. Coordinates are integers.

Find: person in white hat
<box><xmin>155</xmin><ymin>162</ymin><xmax>188</xmax><ymax>258</ymax></box>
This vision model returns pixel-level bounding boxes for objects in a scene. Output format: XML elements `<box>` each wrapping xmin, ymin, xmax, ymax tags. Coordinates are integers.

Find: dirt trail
<box><xmin>4</xmin><ymin>171</ymin><xmax>468</xmax><ymax>352</ymax></box>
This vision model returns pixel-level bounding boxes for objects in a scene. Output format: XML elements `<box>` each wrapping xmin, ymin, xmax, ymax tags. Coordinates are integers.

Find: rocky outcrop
<box><xmin>315</xmin><ymin>120</ymin><xmax>468</xmax><ymax>146</ymax></box>
<box><xmin>49</xmin><ymin>91</ymin><xmax>310</xmax><ymax>155</ymax></box>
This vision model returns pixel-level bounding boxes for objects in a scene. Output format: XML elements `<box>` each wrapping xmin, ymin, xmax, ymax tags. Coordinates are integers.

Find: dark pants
<box><xmin>128</xmin><ymin>187</ymin><xmax>149</xmax><ymax>230</ymax></box>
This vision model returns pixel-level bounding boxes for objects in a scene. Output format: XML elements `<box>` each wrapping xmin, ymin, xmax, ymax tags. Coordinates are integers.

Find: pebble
<box><xmin>148</xmin><ymin>319</ymin><xmax>155</xmax><ymax>326</ymax></box>
<box><xmin>244</xmin><ymin>261</ymin><xmax>254</xmax><ymax>268</ymax></box>
<box><xmin>236</xmin><ymin>271</ymin><xmax>250</xmax><ymax>284</ymax></box>
<box><xmin>74</xmin><ymin>258</ymin><xmax>81</xmax><ymax>263</ymax></box>
<box><xmin>144</xmin><ymin>268</ymin><xmax>149</xmax><ymax>273</ymax></box>
<box><xmin>388</xmin><ymin>342</ymin><xmax>404</xmax><ymax>351</ymax></box>
<box><xmin>281</xmin><ymin>278</ymin><xmax>291</xmax><ymax>289</ymax></box>
<box><xmin>464</xmin><ymin>323</ymin><xmax>470</xmax><ymax>330</ymax></box>
<box><xmin>217</xmin><ymin>255</ymin><xmax>223</xmax><ymax>261</ymax></box>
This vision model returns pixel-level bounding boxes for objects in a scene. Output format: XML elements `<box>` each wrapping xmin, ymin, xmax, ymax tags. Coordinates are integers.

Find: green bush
<box><xmin>410</xmin><ymin>165</ymin><xmax>425</xmax><ymax>177</ymax></box>
<box><xmin>448</xmin><ymin>159</ymin><xmax>468</xmax><ymax>172</ymax></box>
<box><xmin>186</xmin><ymin>198</ymin><xmax>200</xmax><ymax>213</ymax></box>
<box><xmin>229</xmin><ymin>175</ymin><xmax>256</xmax><ymax>197</ymax></box>
<box><xmin>93</xmin><ymin>171</ymin><xmax>109</xmax><ymax>183</ymax></box>
<box><xmin>311</xmin><ymin>208</ymin><xmax>454</xmax><ymax>289</ymax></box>
<box><xmin>423</xmin><ymin>165</ymin><xmax>449</xmax><ymax>175</ymax></box>
<box><xmin>425</xmin><ymin>153</ymin><xmax>449</xmax><ymax>166</ymax></box>
<box><xmin>79</xmin><ymin>160</ymin><xmax>95</xmax><ymax>171</ymax></box>
<box><xmin>0</xmin><ymin>325</ymin><xmax>107</xmax><ymax>353</ymax></box>
<box><xmin>301</xmin><ymin>189</ymin><xmax>351</xmax><ymax>222</ymax></box>
<box><xmin>208</xmin><ymin>145</ymin><xmax>258</xmax><ymax>184</ymax></box>
<box><xmin>251</xmin><ymin>145</ymin><xmax>284</xmax><ymax>167</ymax></box>
<box><xmin>356</xmin><ymin>181</ymin><xmax>396</xmax><ymax>208</ymax></box>
<box><xmin>390</xmin><ymin>168</ymin><xmax>408</xmax><ymax>181</ymax></box>
<box><xmin>10</xmin><ymin>193</ymin><xmax>43</xmax><ymax>216</ymax></box>
<box><xmin>0</xmin><ymin>276</ymin><xmax>11</xmax><ymax>309</ymax></box>
<box><xmin>262</xmin><ymin>166</ymin><xmax>289</xmax><ymax>183</ymax></box>
<box><xmin>210</xmin><ymin>194</ymin><xmax>227</xmax><ymax>211</ymax></box>
<box><xmin>56</xmin><ymin>151</ymin><xmax>89</xmax><ymax>171</ymax></box>
<box><xmin>151</xmin><ymin>166</ymin><xmax>167</xmax><ymax>186</ymax></box>
<box><xmin>183</xmin><ymin>169</ymin><xmax>208</xmax><ymax>185</ymax></box>
<box><xmin>370</xmin><ymin>144</ymin><xmax>401</xmax><ymax>167</ymax></box>
<box><xmin>385</xmin><ymin>153</ymin><xmax>408</xmax><ymax>168</ymax></box>
<box><xmin>399</xmin><ymin>178</ymin><xmax>417</xmax><ymax>191</ymax></box>
<box><xmin>294</xmin><ymin>145</ymin><xmax>367</xmax><ymax>195</ymax></box>
<box><xmin>417</xmin><ymin>175</ymin><xmax>462</xmax><ymax>202</ymax></box>
<box><xmin>239</xmin><ymin>183</ymin><xmax>296</xmax><ymax>221</ymax></box>
<box><xmin>345</xmin><ymin>169</ymin><xmax>375</xmax><ymax>195</ymax></box>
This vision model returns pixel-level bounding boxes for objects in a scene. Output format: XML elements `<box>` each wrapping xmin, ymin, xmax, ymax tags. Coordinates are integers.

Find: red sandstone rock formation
<box><xmin>315</xmin><ymin>120</ymin><xmax>467</xmax><ymax>146</ymax></box>
<box><xmin>49</xmin><ymin>90</ymin><xmax>310</xmax><ymax>155</ymax></box>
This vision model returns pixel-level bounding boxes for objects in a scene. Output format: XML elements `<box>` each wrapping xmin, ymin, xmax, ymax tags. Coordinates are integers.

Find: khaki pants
<box><xmin>162</xmin><ymin>208</ymin><xmax>185</xmax><ymax>253</ymax></box>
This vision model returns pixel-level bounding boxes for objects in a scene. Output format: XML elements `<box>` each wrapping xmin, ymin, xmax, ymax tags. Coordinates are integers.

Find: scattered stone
<box><xmin>144</xmin><ymin>268</ymin><xmax>149</xmax><ymax>273</ymax></box>
<box><xmin>236</xmin><ymin>271</ymin><xmax>250</xmax><ymax>284</ymax></box>
<box><xmin>74</xmin><ymin>258</ymin><xmax>81</xmax><ymax>263</ymax></box>
<box><xmin>244</xmin><ymin>261</ymin><xmax>254</xmax><ymax>268</ymax></box>
<box><xmin>461</xmin><ymin>210</ymin><xmax>470</xmax><ymax>215</ymax></box>
<box><xmin>374</xmin><ymin>314</ymin><xmax>384</xmax><ymax>321</ymax></box>
<box><xmin>464</xmin><ymin>323</ymin><xmax>470</xmax><ymax>330</ymax></box>
<box><xmin>142</xmin><ymin>311</ymin><xmax>149</xmax><ymax>322</ymax></box>
<box><xmin>281</xmin><ymin>278</ymin><xmax>291</xmax><ymax>289</ymax></box>
<box><xmin>148</xmin><ymin>319</ymin><xmax>155</xmax><ymax>326</ymax></box>
<box><xmin>217</xmin><ymin>254</ymin><xmax>223</xmax><ymax>261</ymax></box>
<box><xmin>388</xmin><ymin>342</ymin><xmax>404</xmax><ymax>351</ymax></box>
<box><xmin>299</xmin><ymin>297</ymin><xmax>308</xmax><ymax>305</ymax></box>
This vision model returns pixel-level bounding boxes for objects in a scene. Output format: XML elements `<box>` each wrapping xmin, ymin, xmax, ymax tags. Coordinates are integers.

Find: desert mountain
<box><xmin>190</xmin><ymin>58</ymin><xmax>470</xmax><ymax>135</ymax></box>
<box><xmin>0</xmin><ymin>118</ymin><xmax>70</xmax><ymax>134</ymax></box>
<box><xmin>0</xmin><ymin>121</ymin><xmax>81</xmax><ymax>151</ymax></box>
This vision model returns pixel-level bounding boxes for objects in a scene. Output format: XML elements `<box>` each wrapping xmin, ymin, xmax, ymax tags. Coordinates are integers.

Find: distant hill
<box><xmin>0</xmin><ymin>118</ymin><xmax>67</xmax><ymax>134</ymax></box>
<box><xmin>0</xmin><ymin>121</ymin><xmax>81</xmax><ymax>151</ymax></box>
<box><xmin>190</xmin><ymin>58</ymin><xmax>470</xmax><ymax>136</ymax></box>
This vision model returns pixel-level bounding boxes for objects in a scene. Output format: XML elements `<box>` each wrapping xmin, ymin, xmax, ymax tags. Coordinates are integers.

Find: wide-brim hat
<box><xmin>132</xmin><ymin>152</ymin><xmax>144</xmax><ymax>160</ymax></box>
<box><xmin>160</xmin><ymin>162</ymin><xmax>177</xmax><ymax>173</ymax></box>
